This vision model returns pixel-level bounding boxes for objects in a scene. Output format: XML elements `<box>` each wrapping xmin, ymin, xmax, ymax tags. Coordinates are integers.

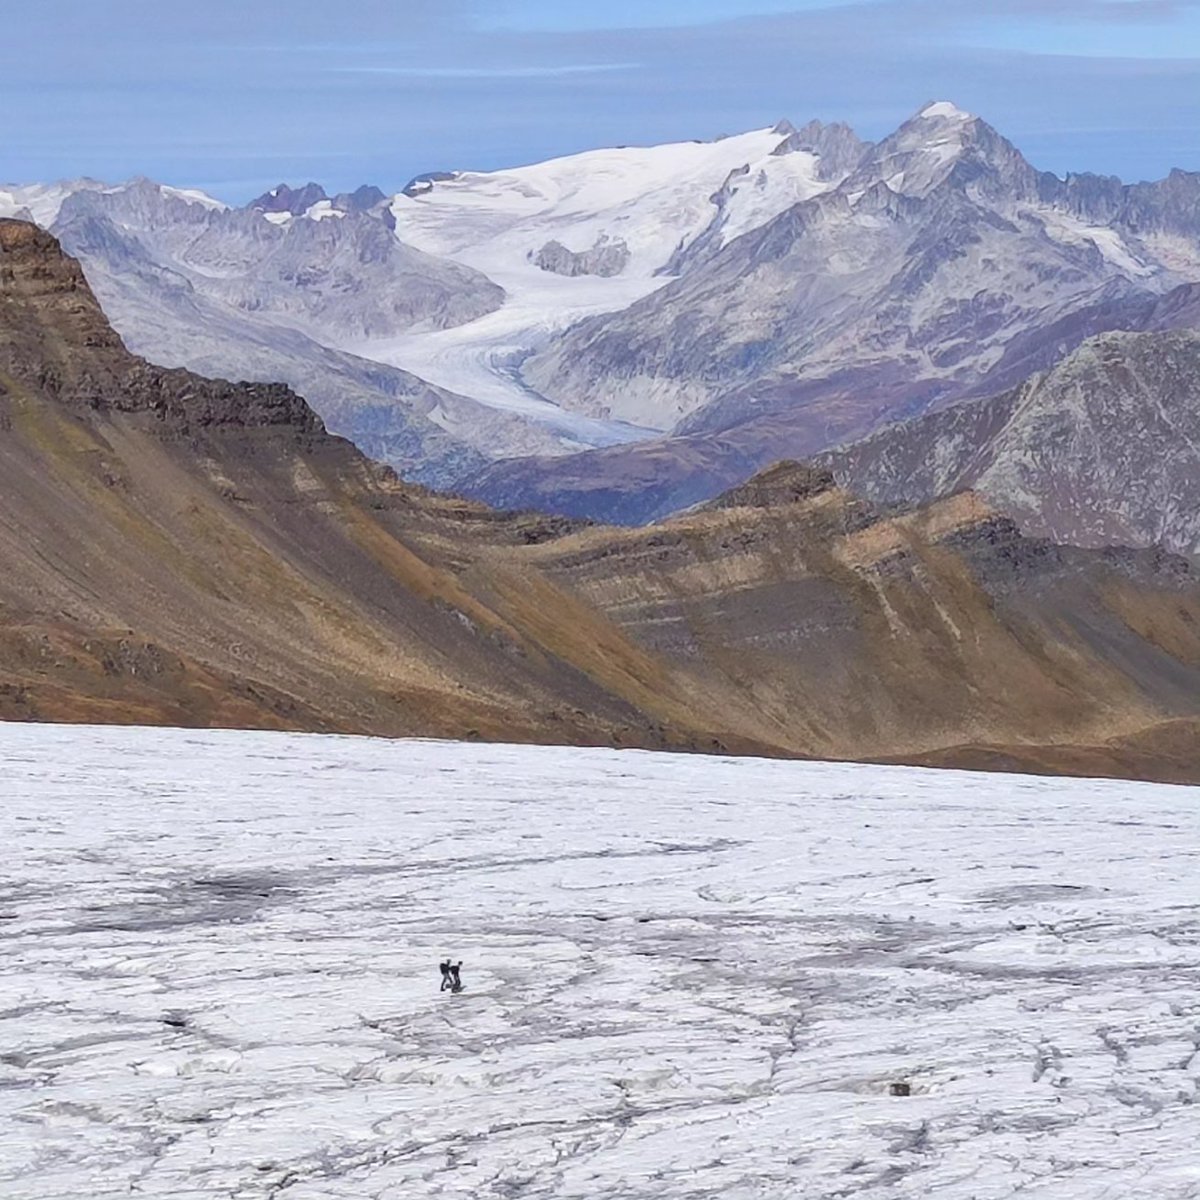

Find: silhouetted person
<box><xmin>439</xmin><ymin>959</ymin><xmax>452</xmax><ymax>992</ymax></box>
<box><xmin>449</xmin><ymin>961</ymin><xmax>463</xmax><ymax>993</ymax></box>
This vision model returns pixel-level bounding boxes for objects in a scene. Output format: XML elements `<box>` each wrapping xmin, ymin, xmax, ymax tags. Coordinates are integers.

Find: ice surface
<box><xmin>2</xmin><ymin>723</ymin><xmax>1199</xmax><ymax>1199</ymax></box>
<box><xmin>1033</xmin><ymin>208</ymin><xmax>1155</xmax><ymax>277</ymax></box>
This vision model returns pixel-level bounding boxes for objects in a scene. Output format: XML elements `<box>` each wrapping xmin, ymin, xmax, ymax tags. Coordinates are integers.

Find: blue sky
<box><xmin>2</xmin><ymin>1</ymin><xmax>1198</xmax><ymax>200</ymax></box>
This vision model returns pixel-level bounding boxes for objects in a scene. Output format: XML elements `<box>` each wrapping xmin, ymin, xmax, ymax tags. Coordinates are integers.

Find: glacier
<box><xmin>2</xmin><ymin>723</ymin><xmax>1199</xmax><ymax>1198</ymax></box>
<box><xmin>357</xmin><ymin>127</ymin><xmax>833</xmax><ymax>434</ymax></box>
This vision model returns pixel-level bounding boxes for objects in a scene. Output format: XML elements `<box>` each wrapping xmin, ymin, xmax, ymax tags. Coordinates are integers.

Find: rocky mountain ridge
<box><xmin>819</xmin><ymin>329</ymin><xmax>1200</xmax><ymax>558</ymax></box>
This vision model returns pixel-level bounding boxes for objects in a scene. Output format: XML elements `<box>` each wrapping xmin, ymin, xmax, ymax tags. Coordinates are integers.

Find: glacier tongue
<box><xmin>3</xmin><ymin>723</ymin><xmax>1199</xmax><ymax>1199</ymax></box>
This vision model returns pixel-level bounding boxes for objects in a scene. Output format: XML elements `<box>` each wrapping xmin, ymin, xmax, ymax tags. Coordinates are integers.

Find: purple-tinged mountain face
<box><xmin>820</xmin><ymin>327</ymin><xmax>1200</xmax><ymax>559</ymax></box>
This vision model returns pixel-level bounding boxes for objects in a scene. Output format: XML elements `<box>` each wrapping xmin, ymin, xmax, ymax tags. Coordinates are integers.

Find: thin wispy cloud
<box><xmin>330</xmin><ymin>63</ymin><xmax>641</xmax><ymax>78</ymax></box>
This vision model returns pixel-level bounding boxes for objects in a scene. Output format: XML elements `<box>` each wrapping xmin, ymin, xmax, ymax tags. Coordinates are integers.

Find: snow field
<box><xmin>2</xmin><ymin>724</ymin><xmax>1199</xmax><ymax>1198</ymax></box>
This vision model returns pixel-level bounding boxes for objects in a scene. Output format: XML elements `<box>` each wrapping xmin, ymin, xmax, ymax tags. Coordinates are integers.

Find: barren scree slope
<box><xmin>3</xmin><ymin>724</ymin><xmax>1199</xmax><ymax>1199</ymax></box>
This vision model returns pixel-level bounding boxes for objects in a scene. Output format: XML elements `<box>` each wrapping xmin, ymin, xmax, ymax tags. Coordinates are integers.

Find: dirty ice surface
<box><xmin>2</xmin><ymin>724</ymin><xmax>1199</xmax><ymax>1199</ymax></box>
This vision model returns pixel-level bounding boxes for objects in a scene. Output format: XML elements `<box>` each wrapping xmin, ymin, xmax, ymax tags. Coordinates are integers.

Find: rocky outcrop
<box><xmin>535</xmin><ymin>236</ymin><xmax>630</xmax><ymax>278</ymax></box>
<box><xmin>771</xmin><ymin>119</ymin><xmax>871</xmax><ymax>178</ymax></box>
<box><xmin>820</xmin><ymin>330</ymin><xmax>1200</xmax><ymax>558</ymax></box>
<box><xmin>0</xmin><ymin>221</ymin><xmax>319</xmax><ymax>434</ymax></box>
<box><xmin>247</xmin><ymin>182</ymin><xmax>387</xmax><ymax>217</ymax></box>
<box><xmin>249</xmin><ymin>182</ymin><xmax>329</xmax><ymax>215</ymax></box>
<box><xmin>3</xmin><ymin>222</ymin><xmax>1200</xmax><ymax>783</ymax></box>
<box><xmin>702</xmin><ymin>460</ymin><xmax>838</xmax><ymax>510</ymax></box>
<box><xmin>402</xmin><ymin>171</ymin><xmax>458</xmax><ymax>197</ymax></box>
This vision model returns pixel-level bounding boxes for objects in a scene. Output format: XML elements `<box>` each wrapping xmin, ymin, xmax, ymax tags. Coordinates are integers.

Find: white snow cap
<box><xmin>159</xmin><ymin>184</ymin><xmax>228</xmax><ymax>211</ymax></box>
<box><xmin>919</xmin><ymin>101</ymin><xmax>974</xmax><ymax>121</ymax></box>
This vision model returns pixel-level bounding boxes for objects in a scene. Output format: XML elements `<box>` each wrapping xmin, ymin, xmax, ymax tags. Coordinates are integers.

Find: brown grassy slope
<box><xmin>2</xmin><ymin>220</ymin><xmax>1198</xmax><ymax>781</ymax></box>
<box><xmin>506</xmin><ymin>485</ymin><xmax>1200</xmax><ymax>775</ymax></box>
<box><xmin>0</xmin><ymin>219</ymin><xmax>744</xmax><ymax>751</ymax></box>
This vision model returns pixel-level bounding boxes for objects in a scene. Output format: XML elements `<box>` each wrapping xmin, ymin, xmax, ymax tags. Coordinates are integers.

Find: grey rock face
<box><xmin>534</xmin><ymin>236</ymin><xmax>631</xmax><ymax>278</ymax></box>
<box><xmin>54</xmin><ymin>182</ymin><xmax>505</xmax><ymax>345</ymax></box>
<box><xmin>249</xmin><ymin>182</ymin><xmax>330</xmax><ymax>215</ymax></box>
<box><xmin>523</xmin><ymin>105</ymin><xmax>1200</xmax><ymax>443</ymax></box>
<box><xmin>820</xmin><ymin>330</ymin><xmax>1200</xmax><ymax>557</ymax></box>
<box><xmin>46</xmin><ymin>200</ymin><xmax>538</xmax><ymax>487</ymax></box>
<box><xmin>771</xmin><ymin>120</ymin><xmax>871</xmax><ymax>178</ymax></box>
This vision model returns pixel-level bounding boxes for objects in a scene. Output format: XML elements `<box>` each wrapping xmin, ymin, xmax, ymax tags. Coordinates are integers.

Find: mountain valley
<box><xmin>2</xmin><ymin>219</ymin><xmax>1198</xmax><ymax>783</ymax></box>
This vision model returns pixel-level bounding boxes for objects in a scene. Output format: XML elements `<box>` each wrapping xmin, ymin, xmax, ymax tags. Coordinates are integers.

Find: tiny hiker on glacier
<box><xmin>449</xmin><ymin>961</ymin><xmax>463</xmax><ymax>993</ymax></box>
<box><xmin>439</xmin><ymin>959</ymin><xmax>453</xmax><ymax>991</ymax></box>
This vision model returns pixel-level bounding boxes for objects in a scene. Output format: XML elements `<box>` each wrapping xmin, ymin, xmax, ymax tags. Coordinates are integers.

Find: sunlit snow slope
<box><xmin>361</xmin><ymin>129</ymin><xmax>828</xmax><ymax>444</ymax></box>
<box><xmin>4</xmin><ymin>724</ymin><xmax>1199</xmax><ymax>1199</ymax></box>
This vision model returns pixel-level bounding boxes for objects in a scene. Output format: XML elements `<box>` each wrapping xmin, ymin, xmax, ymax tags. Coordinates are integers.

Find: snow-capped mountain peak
<box><xmin>918</xmin><ymin>100</ymin><xmax>975</xmax><ymax>122</ymax></box>
<box><xmin>850</xmin><ymin>102</ymin><xmax>1034</xmax><ymax>201</ymax></box>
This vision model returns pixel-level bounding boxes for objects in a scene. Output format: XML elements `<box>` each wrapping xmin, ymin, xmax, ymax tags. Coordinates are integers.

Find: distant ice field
<box><xmin>2</xmin><ymin>724</ymin><xmax>1199</xmax><ymax>1198</ymax></box>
